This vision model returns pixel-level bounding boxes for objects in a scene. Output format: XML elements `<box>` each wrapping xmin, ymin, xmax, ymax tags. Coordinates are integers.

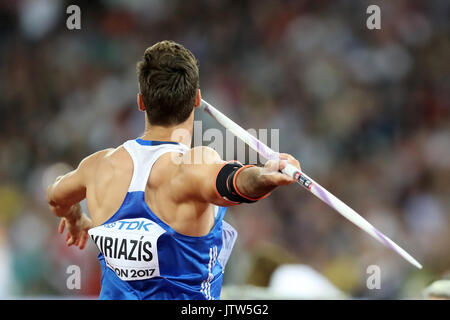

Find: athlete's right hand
<box><xmin>261</xmin><ymin>153</ymin><xmax>301</xmax><ymax>186</ymax></box>
<box><xmin>58</xmin><ymin>211</ymin><xmax>93</xmax><ymax>250</ymax></box>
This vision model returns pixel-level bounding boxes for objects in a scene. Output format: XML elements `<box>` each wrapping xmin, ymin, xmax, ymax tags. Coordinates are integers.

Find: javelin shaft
<box><xmin>200</xmin><ymin>99</ymin><xmax>422</xmax><ymax>269</ymax></box>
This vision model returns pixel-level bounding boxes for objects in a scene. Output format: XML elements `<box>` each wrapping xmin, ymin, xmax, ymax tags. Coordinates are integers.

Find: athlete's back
<box><xmin>86</xmin><ymin>142</ymin><xmax>218</xmax><ymax>236</ymax></box>
<box><xmin>86</xmin><ymin>139</ymin><xmax>236</xmax><ymax>299</ymax></box>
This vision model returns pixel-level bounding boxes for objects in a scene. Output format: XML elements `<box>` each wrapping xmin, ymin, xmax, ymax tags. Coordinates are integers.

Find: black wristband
<box><xmin>216</xmin><ymin>162</ymin><xmax>256</xmax><ymax>204</ymax></box>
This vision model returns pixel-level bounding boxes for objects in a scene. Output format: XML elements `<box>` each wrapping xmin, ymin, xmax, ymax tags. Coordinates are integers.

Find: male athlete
<box><xmin>46</xmin><ymin>40</ymin><xmax>300</xmax><ymax>300</ymax></box>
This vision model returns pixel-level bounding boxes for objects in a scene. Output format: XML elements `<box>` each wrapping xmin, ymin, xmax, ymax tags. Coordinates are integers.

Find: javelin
<box><xmin>199</xmin><ymin>99</ymin><xmax>422</xmax><ymax>269</ymax></box>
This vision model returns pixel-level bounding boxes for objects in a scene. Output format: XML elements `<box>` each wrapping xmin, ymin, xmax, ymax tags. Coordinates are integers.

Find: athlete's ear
<box><xmin>194</xmin><ymin>89</ymin><xmax>201</xmax><ymax>108</ymax></box>
<box><xmin>137</xmin><ymin>93</ymin><xmax>146</xmax><ymax>112</ymax></box>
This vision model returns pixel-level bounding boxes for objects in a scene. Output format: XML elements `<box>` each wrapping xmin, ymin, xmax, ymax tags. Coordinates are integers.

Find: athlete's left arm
<box><xmin>46</xmin><ymin>150</ymin><xmax>109</xmax><ymax>248</ymax></box>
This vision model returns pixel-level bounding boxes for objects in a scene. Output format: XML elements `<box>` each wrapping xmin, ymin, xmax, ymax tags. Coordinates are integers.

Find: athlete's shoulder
<box><xmin>168</xmin><ymin>146</ymin><xmax>225</xmax><ymax>203</ymax></box>
<box><xmin>79</xmin><ymin>148</ymin><xmax>114</xmax><ymax>168</ymax></box>
<box><xmin>79</xmin><ymin>146</ymin><xmax>129</xmax><ymax>176</ymax></box>
<box><xmin>180</xmin><ymin>146</ymin><xmax>223</xmax><ymax>167</ymax></box>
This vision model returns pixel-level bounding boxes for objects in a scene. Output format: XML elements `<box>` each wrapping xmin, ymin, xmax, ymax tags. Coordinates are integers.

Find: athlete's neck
<box><xmin>140</xmin><ymin>113</ymin><xmax>194</xmax><ymax>147</ymax></box>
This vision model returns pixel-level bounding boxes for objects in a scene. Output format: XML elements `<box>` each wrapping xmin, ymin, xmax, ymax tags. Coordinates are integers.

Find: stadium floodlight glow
<box><xmin>200</xmin><ymin>99</ymin><xmax>423</xmax><ymax>269</ymax></box>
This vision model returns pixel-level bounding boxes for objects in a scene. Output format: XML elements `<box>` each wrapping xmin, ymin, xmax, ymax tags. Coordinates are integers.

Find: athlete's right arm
<box><xmin>170</xmin><ymin>146</ymin><xmax>301</xmax><ymax>207</ymax></box>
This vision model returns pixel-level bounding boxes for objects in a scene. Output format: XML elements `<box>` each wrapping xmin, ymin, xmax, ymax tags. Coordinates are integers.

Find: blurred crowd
<box><xmin>0</xmin><ymin>0</ymin><xmax>448</xmax><ymax>299</ymax></box>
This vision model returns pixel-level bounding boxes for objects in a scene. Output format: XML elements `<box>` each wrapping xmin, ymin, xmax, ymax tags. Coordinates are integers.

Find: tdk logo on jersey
<box><xmin>104</xmin><ymin>219</ymin><xmax>153</xmax><ymax>232</ymax></box>
<box><xmin>104</xmin><ymin>222</ymin><xmax>116</xmax><ymax>228</ymax></box>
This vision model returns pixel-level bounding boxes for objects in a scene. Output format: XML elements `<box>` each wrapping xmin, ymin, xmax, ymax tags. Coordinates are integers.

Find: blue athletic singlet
<box><xmin>88</xmin><ymin>138</ymin><xmax>238</xmax><ymax>300</ymax></box>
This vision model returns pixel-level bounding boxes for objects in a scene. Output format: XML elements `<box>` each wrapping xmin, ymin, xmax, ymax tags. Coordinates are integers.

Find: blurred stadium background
<box><xmin>0</xmin><ymin>0</ymin><xmax>449</xmax><ymax>299</ymax></box>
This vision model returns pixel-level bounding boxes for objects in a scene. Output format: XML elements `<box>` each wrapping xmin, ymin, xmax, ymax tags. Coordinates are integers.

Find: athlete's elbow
<box><xmin>46</xmin><ymin>184</ymin><xmax>58</xmax><ymax>209</ymax></box>
<box><xmin>45</xmin><ymin>175</ymin><xmax>62</xmax><ymax>205</ymax></box>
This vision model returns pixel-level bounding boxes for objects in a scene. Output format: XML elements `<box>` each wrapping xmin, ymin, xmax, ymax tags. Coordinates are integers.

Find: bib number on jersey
<box><xmin>88</xmin><ymin>218</ymin><xmax>166</xmax><ymax>281</ymax></box>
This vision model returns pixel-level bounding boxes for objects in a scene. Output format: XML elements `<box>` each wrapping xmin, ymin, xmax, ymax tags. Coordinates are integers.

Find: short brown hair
<box><xmin>137</xmin><ymin>40</ymin><xmax>199</xmax><ymax>126</ymax></box>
